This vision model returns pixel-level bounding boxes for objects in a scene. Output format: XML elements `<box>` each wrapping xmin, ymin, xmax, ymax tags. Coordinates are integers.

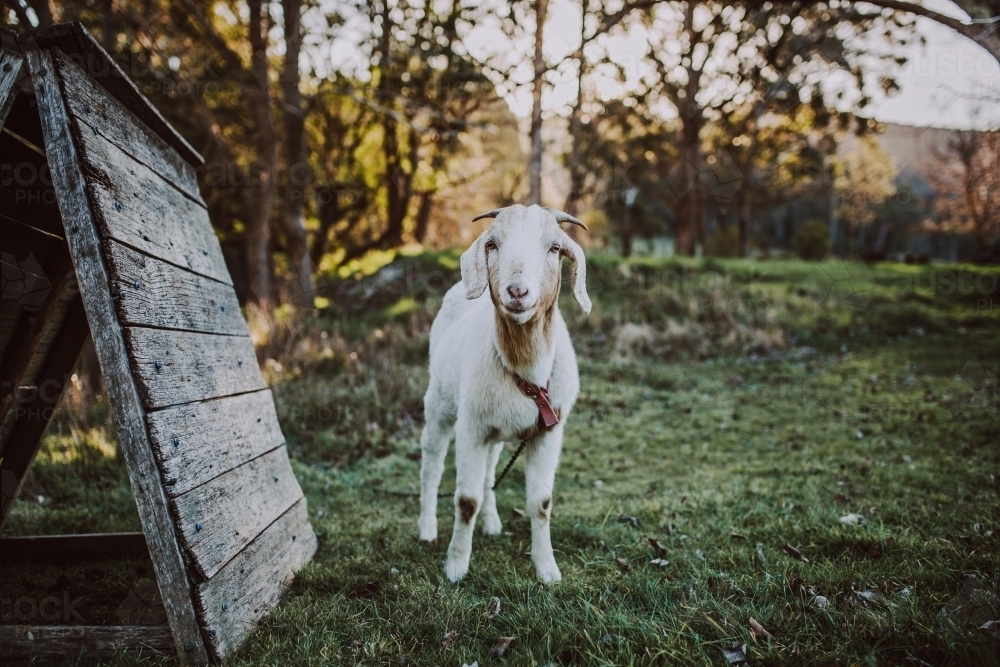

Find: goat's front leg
<box><xmin>525</xmin><ymin>426</ymin><xmax>564</xmax><ymax>583</ymax></box>
<box><xmin>480</xmin><ymin>442</ymin><xmax>504</xmax><ymax>536</ymax></box>
<box><xmin>444</xmin><ymin>420</ymin><xmax>489</xmax><ymax>582</ymax></box>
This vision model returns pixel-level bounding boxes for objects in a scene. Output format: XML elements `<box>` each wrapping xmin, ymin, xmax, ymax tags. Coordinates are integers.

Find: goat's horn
<box><xmin>544</xmin><ymin>208</ymin><xmax>589</xmax><ymax>230</ymax></box>
<box><xmin>472</xmin><ymin>209</ymin><xmax>503</xmax><ymax>222</ymax></box>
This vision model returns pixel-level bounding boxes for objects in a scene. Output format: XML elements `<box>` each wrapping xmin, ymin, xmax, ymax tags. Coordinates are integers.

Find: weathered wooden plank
<box><xmin>0</xmin><ymin>33</ymin><xmax>23</xmax><ymax>129</ymax></box>
<box><xmin>0</xmin><ymin>532</ymin><xmax>148</xmax><ymax>562</ymax></box>
<box><xmin>146</xmin><ymin>389</ymin><xmax>285</xmax><ymax>498</ymax></box>
<box><xmin>123</xmin><ymin>328</ymin><xmax>266</xmax><ymax>409</ymax></box>
<box><xmin>171</xmin><ymin>446</ymin><xmax>304</xmax><ymax>579</ymax></box>
<box><xmin>196</xmin><ymin>498</ymin><xmax>317</xmax><ymax>660</ymax></box>
<box><xmin>68</xmin><ymin>123</ymin><xmax>230</xmax><ymax>285</ymax></box>
<box><xmin>18</xmin><ymin>23</ymin><xmax>203</xmax><ymax>166</ymax></box>
<box><xmin>105</xmin><ymin>241</ymin><xmax>247</xmax><ymax>336</ymax></box>
<box><xmin>0</xmin><ymin>625</ymin><xmax>175</xmax><ymax>659</ymax></box>
<box><xmin>52</xmin><ymin>48</ymin><xmax>204</xmax><ymax>205</ymax></box>
<box><xmin>27</xmin><ymin>46</ymin><xmax>209</xmax><ymax>665</ymax></box>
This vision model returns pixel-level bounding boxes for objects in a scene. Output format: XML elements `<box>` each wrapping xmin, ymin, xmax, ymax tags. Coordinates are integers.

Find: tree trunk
<box><xmin>738</xmin><ymin>183</ymin><xmax>752</xmax><ymax>258</ymax></box>
<box><xmin>674</xmin><ymin>116</ymin><xmax>702</xmax><ymax>256</ymax></box>
<box><xmin>413</xmin><ymin>191</ymin><xmax>434</xmax><ymax>243</ymax></box>
<box><xmin>563</xmin><ymin>18</ymin><xmax>588</xmax><ymax>218</ymax></box>
<box><xmin>279</xmin><ymin>0</ymin><xmax>314</xmax><ymax>307</ymax></box>
<box><xmin>527</xmin><ymin>0</ymin><xmax>549</xmax><ymax>206</ymax></box>
<box><xmin>24</xmin><ymin>0</ymin><xmax>54</xmax><ymax>27</ymax></box>
<box><xmin>621</xmin><ymin>206</ymin><xmax>633</xmax><ymax>258</ymax></box>
<box><xmin>245</xmin><ymin>0</ymin><xmax>276</xmax><ymax>304</ymax></box>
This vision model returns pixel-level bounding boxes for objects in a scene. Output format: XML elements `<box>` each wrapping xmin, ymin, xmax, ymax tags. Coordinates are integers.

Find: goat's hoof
<box><xmin>480</xmin><ymin>513</ymin><xmax>502</xmax><ymax>536</ymax></box>
<box><xmin>534</xmin><ymin>560</ymin><xmax>562</xmax><ymax>584</ymax></box>
<box><xmin>444</xmin><ymin>557</ymin><xmax>469</xmax><ymax>583</ymax></box>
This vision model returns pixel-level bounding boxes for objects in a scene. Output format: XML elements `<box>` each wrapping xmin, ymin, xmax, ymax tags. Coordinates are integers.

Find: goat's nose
<box><xmin>507</xmin><ymin>284</ymin><xmax>528</xmax><ymax>300</ymax></box>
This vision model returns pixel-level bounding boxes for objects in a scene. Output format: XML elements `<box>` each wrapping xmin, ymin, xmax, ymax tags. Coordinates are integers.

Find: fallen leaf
<box><xmin>748</xmin><ymin>616</ymin><xmax>773</xmax><ymax>641</ymax></box>
<box><xmin>813</xmin><ymin>595</ymin><xmax>830</xmax><ymax>610</ymax></box>
<box><xmin>783</xmin><ymin>543</ymin><xmax>809</xmax><ymax>563</ymax></box>
<box><xmin>511</xmin><ymin>507</ymin><xmax>525</xmax><ymax>518</ymax></box>
<box><xmin>839</xmin><ymin>513</ymin><xmax>866</xmax><ymax>525</ymax></box>
<box><xmin>618</xmin><ymin>515</ymin><xmax>641</xmax><ymax>528</ymax></box>
<box><xmin>730</xmin><ymin>532</ymin><xmax>745</xmax><ymax>540</ymax></box>
<box><xmin>721</xmin><ymin>642</ymin><xmax>747</xmax><ymax>664</ymax></box>
<box><xmin>599</xmin><ymin>634</ymin><xmax>620</xmax><ymax>644</ymax></box>
<box><xmin>615</xmin><ymin>556</ymin><xmax>630</xmax><ymax>571</ymax></box>
<box><xmin>694</xmin><ymin>549</ymin><xmax>706</xmax><ymax>561</ymax></box>
<box><xmin>441</xmin><ymin>630</ymin><xmax>459</xmax><ymax>649</ymax></box>
<box><xmin>649</xmin><ymin>558</ymin><xmax>669</xmax><ymax>567</ymax></box>
<box><xmin>980</xmin><ymin>620</ymin><xmax>1000</xmax><ymax>631</ymax></box>
<box><xmin>648</xmin><ymin>537</ymin><xmax>667</xmax><ymax>558</ymax></box>
<box><xmin>492</xmin><ymin>636</ymin><xmax>516</xmax><ymax>657</ymax></box>
<box><xmin>484</xmin><ymin>596</ymin><xmax>501</xmax><ymax>620</ymax></box>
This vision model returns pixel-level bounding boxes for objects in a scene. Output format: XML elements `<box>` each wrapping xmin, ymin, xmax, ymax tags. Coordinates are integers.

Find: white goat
<box><xmin>417</xmin><ymin>204</ymin><xmax>592</xmax><ymax>583</ymax></box>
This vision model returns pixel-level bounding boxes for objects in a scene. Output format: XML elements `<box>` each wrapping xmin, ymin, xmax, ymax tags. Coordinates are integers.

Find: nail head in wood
<box><xmin>155</xmin><ymin>361</ymin><xmax>162</xmax><ymax>370</ymax></box>
<box><xmin>195</xmin><ymin>523</ymin><xmax>202</xmax><ymax>532</ymax></box>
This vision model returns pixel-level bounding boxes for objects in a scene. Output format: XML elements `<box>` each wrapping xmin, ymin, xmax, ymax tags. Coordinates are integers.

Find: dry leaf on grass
<box><xmin>839</xmin><ymin>513</ymin><xmax>866</xmax><ymax>525</ymax></box>
<box><xmin>485</xmin><ymin>596</ymin><xmax>501</xmax><ymax>620</ymax></box>
<box><xmin>511</xmin><ymin>507</ymin><xmax>525</xmax><ymax>518</ymax></box>
<box><xmin>492</xmin><ymin>636</ymin><xmax>516</xmax><ymax>657</ymax></box>
<box><xmin>649</xmin><ymin>558</ymin><xmax>669</xmax><ymax>568</ymax></box>
<box><xmin>648</xmin><ymin>537</ymin><xmax>667</xmax><ymax>558</ymax></box>
<box><xmin>783</xmin><ymin>543</ymin><xmax>809</xmax><ymax>563</ymax></box>
<box><xmin>618</xmin><ymin>515</ymin><xmax>641</xmax><ymax>528</ymax></box>
<box><xmin>731</xmin><ymin>532</ymin><xmax>746</xmax><ymax>540</ymax></box>
<box><xmin>748</xmin><ymin>617</ymin><xmax>773</xmax><ymax>641</ymax></box>
<box><xmin>615</xmin><ymin>556</ymin><xmax>630</xmax><ymax>571</ymax></box>
<box><xmin>441</xmin><ymin>630</ymin><xmax>459</xmax><ymax>649</ymax></box>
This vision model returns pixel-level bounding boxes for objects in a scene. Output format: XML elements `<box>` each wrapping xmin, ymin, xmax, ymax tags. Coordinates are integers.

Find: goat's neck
<box><xmin>493</xmin><ymin>305</ymin><xmax>555</xmax><ymax>383</ymax></box>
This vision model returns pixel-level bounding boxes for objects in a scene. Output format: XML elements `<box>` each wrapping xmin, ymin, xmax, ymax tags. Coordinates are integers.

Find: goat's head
<box><xmin>460</xmin><ymin>204</ymin><xmax>592</xmax><ymax>323</ymax></box>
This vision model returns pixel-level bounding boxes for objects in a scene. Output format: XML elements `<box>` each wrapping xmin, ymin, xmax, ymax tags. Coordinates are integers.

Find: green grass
<box><xmin>3</xmin><ymin>256</ymin><xmax>998</xmax><ymax>666</ymax></box>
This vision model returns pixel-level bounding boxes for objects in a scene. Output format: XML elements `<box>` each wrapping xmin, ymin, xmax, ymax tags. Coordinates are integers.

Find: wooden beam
<box><xmin>0</xmin><ymin>289</ymin><xmax>88</xmax><ymax>529</ymax></box>
<box><xmin>0</xmin><ymin>532</ymin><xmax>148</xmax><ymax>562</ymax></box>
<box><xmin>0</xmin><ymin>625</ymin><xmax>175</xmax><ymax>659</ymax></box>
<box><xmin>0</xmin><ymin>30</ymin><xmax>24</xmax><ymax>130</ymax></box>
<box><xmin>25</xmin><ymin>46</ymin><xmax>208</xmax><ymax>665</ymax></box>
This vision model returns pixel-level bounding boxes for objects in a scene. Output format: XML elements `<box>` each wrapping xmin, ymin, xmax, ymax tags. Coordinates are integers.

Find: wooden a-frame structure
<box><xmin>0</xmin><ymin>23</ymin><xmax>316</xmax><ymax>664</ymax></box>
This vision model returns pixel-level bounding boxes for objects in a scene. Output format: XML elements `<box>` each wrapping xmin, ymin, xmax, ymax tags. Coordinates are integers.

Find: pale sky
<box><xmin>319</xmin><ymin>0</ymin><xmax>1000</xmax><ymax>131</ymax></box>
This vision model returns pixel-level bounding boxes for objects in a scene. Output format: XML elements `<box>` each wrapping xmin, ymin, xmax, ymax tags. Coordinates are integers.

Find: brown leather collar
<box><xmin>515</xmin><ymin>376</ymin><xmax>560</xmax><ymax>429</ymax></box>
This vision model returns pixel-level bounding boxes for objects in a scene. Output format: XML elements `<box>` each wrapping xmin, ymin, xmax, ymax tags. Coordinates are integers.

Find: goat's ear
<box><xmin>460</xmin><ymin>232</ymin><xmax>489</xmax><ymax>300</ymax></box>
<box><xmin>560</xmin><ymin>234</ymin><xmax>592</xmax><ymax>314</ymax></box>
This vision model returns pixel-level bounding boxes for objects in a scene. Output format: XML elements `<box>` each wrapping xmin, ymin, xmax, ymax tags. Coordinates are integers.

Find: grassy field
<box><xmin>3</xmin><ymin>254</ymin><xmax>999</xmax><ymax>666</ymax></box>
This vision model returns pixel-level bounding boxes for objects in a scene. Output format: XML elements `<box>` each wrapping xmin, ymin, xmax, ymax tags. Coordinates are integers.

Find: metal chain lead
<box><xmin>491</xmin><ymin>439</ymin><xmax>529</xmax><ymax>491</ymax></box>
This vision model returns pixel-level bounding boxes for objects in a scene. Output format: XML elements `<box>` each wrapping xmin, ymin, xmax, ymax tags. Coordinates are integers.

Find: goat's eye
<box><xmin>485</xmin><ymin>239</ymin><xmax>497</xmax><ymax>251</ymax></box>
<box><xmin>550</xmin><ymin>244</ymin><xmax>561</xmax><ymax>254</ymax></box>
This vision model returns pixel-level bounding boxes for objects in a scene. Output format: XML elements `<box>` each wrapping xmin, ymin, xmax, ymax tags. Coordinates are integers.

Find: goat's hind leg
<box><xmin>480</xmin><ymin>442</ymin><xmax>504</xmax><ymax>536</ymax></box>
<box><xmin>418</xmin><ymin>410</ymin><xmax>452</xmax><ymax>542</ymax></box>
